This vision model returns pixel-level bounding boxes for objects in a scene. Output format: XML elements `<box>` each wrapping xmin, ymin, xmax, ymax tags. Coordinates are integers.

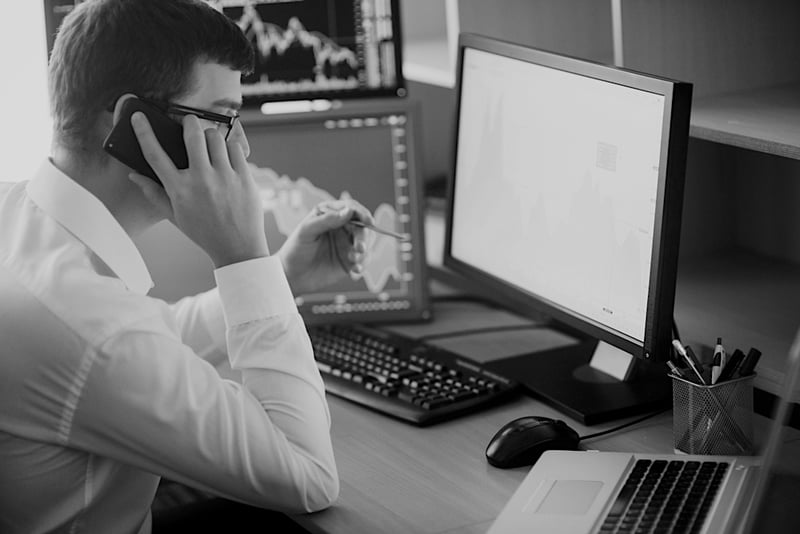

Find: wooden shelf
<box><xmin>691</xmin><ymin>83</ymin><xmax>800</xmax><ymax>160</ymax></box>
<box><xmin>675</xmin><ymin>251</ymin><xmax>800</xmax><ymax>401</ymax></box>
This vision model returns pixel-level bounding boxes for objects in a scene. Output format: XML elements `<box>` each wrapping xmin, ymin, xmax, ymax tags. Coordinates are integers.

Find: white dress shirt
<box><xmin>0</xmin><ymin>160</ymin><xmax>338</xmax><ymax>534</ymax></box>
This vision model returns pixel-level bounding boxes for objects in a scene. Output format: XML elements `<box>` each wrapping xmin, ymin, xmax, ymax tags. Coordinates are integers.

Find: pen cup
<box><xmin>671</xmin><ymin>374</ymin><xmax>755</xmax><ymax>456</ymax></box>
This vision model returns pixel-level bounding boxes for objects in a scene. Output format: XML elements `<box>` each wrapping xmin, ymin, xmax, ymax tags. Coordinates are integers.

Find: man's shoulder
<box><xmin>2</xmin><ymin>251</ymin><xmax>173</xmax><ymax>349</ymax></box>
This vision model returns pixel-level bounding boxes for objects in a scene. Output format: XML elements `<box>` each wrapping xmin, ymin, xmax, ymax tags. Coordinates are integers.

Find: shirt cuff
<box><xmin>214</xmin><ymin>256</ymin><xmax>296</xmax><ymax>326</ymax></box>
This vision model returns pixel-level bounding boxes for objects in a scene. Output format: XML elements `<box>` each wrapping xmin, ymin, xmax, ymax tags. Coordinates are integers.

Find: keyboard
<box><xmin>307</xmin><ymin>324</ymin><xmax>519</xmax><ymax>426</ymax></box>
<box><xmin>600</xmin><ymin>459</ymin><xmax>730</xmax><ymax>533</ymax></box>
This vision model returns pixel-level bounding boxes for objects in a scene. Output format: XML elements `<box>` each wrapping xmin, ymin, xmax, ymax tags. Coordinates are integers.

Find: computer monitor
<box><xmin>211</xmin><ymin>0</ymin><xmax>405</xmax><ymax>105</ymax></box>
<box><xmin>443</xmin><ymin>34</ymin><xmax>692</xmax><ymax>424</ymax></box>
<box><xmin>242</xmin><ymin>100</ymin><xmax>430</xmax><ymax>324</ymax></box>
<box><xmin>43</xmin><ymin>1</ymin><xmax>406</xmax><ymax>105</ymax></box>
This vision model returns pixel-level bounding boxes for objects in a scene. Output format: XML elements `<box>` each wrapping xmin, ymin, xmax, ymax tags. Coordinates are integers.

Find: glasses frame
<box><xmin>141</xmin><ymin>97</ymin><xmax>240</xmax><ymax>140</ymax></box>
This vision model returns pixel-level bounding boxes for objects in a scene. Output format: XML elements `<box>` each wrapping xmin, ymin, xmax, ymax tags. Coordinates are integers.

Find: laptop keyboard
<box><xmin>307</xmin><ymin>324</ymin><xmax>519</xmax><ymax>426</ymax></box>
<box><xmin>599</xmin><ymin>459</ymin><xmax>729</xmax><ymax>534</ymax></box>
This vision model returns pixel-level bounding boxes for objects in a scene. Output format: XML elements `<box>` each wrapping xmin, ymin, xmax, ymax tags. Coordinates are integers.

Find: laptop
<box><xmin>487</xmin><ymin>328</ymin><xmax>800</xmax><ymax>534</ymax></box>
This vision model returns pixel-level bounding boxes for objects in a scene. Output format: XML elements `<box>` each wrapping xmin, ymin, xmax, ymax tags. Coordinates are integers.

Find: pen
<box><xmin>718</xmin><ymin>348</ymin><xmax>745</xmax><ymax>382</ymax></box>
<box><xmin>687</xmin><ymin>346</ymin><xmax>710</xmax><ymax>384</ymax></box>
<box><xmin>710</xmin><ymin>351</ymin><xmax>722</xmax><ymax>384</ymax></box>
<box><xmin>666</xmin><ymin>360</ymin><xmax>685</xmax><ymax>379</ymax></box>
<box><xmin>737</xmin><ymin>348</ymin><xmax>762</xmax><ymax>377</ymax></box>
<box><xmin>672</xmin><ymin>339</ymin><xmax>707</xmax><ymax>385</ymax></box>
<box><xmin>348</xmin><ymin>219</ymin><xmax>410</xmax><ymax>241</ymax></box>
<box><xmin>317</xmin><ymin>206</ymin><xmax>410</xmax><ymax>241</ymax></box>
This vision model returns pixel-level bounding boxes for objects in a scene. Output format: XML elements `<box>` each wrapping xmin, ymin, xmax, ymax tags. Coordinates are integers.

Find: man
<box><xmin>0</xmin><ymin>0</ymin><xmax>373</xmax><ymax>532</ymax></box>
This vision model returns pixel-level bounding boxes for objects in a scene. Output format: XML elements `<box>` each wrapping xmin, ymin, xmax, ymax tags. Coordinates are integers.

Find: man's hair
<box><xmin>49</xmin><ymin>0</ymin><xmax>254</xmax><ymax>153</ymax></box>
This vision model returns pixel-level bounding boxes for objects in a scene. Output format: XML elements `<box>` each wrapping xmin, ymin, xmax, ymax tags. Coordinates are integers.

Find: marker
<box><xmin>711</xmin><ymin>352</ymin><xmax>722</xmax><ymax>384</ymax></box>
<box><xmin>718</xmin><ymin>349</ymin><xmax>745</xmax><ymax>382</ymax></box>
<box><xmin>737</xmin><ymin>348</ymin><xmax>762</xmax><ymax>377</ymax></box>
<box><xmin>714</xmin><ymin>337</ymin><xmax>727</xmax><ymax>375</ymax></box>
<box><xmin>672</xmin><ymin>339</ymin><xmax>706</xmax><ymax>385</ymax></box>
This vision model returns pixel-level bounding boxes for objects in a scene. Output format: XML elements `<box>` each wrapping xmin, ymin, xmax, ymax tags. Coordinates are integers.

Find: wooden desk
<box><xmin>293</xmin><ymin>389</ymin><xmax>794</xmax><ymax>534</ymax></box>
<box><xmin>287</xmin><ymin>297</ymin><xmax>794</xmax><ymax>534</ymax></box>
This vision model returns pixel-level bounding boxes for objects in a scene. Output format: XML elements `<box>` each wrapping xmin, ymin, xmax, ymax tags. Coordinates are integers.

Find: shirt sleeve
<box><xmin>168</xmin><ymin>289</ymin><xmax>228</xmax><ymax>367</ymax></box>
<box><xmin>66</xmin><ymin>256</ymin><xmax>338</xmax><ymax>513</ymax></box>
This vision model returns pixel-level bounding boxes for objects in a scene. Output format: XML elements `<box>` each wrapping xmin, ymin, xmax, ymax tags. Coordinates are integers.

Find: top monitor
<box><xmin>44</xmin><ymin>0</ymin><xmax>406</xmax><ymax>105</ymax></box>
<box><xmin>211</xmin><ymin>0</ymin><xmax>405</xmax><ymax>105</ymax></box>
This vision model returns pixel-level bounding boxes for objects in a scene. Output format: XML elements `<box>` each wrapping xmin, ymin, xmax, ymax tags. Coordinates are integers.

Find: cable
<box><xmin>418</xmin><ymin>323</ymin><xmax>548</xmax><ymax>342</ymax></box>
<box><xmin>578</xmin><ymin>407</ymin><xmax>670</xmax><ymax>443</ymax></box>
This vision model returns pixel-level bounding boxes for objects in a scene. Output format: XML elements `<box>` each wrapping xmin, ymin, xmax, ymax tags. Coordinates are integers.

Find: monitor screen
<box><xmin>242</xmin><ymin>101</ymin><xmax>429</xmax><ymax>324</ymax></box>
<box><xmin>211</xmin><ymin>0</ymin><xmax>405</xmax><ymax>105</ymax></box>
<box><xmin>445</xmin><ymin>34</ymin><xmax>690</xmax><ymax>363</ymax></box>
<box><xmin>443</xmin><ymin>34</ymin><xmax>692</xmax><ymax>423</ymax></box>
<box><xmin>44</xmin><ymin>1</ymin><xmax>406</xmax><ymax>105</ymax></box>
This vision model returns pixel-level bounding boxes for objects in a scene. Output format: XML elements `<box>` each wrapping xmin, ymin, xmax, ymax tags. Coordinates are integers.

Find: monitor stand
<box><xmin>485</xmin><ymin>338</ymin><xmax>671</xmax><ymax>425</ymax></box>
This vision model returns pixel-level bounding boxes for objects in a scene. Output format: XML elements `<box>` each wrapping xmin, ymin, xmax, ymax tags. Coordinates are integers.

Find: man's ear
<box><xmin>110</xmin><ymin>93</ymin><xmax>138</xmax><ymax>126</ymax></box>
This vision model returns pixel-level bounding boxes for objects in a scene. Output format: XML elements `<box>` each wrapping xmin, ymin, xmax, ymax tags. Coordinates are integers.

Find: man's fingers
<box><xmin>205</xmin><ymin>128</ymin><xmax>229</xmax><ymax>169</ymax></box>
<box><xmin>130</xmin><ymin>112</ymin><xmax>179</xmax><ymax>186</ymax></box>
<box><xmin>228</xmin><ymin>139</ymin><xmax>250</xmax><ymax>176</ymax></box>
<box><xmin>182</xmin><ymin>114</ymin><xmax>210</xmax><ymax>168</ymax></box>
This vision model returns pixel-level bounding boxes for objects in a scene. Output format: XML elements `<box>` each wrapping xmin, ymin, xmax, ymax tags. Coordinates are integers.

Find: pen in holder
<box><xmin>671</xmin><ymin>373</ymin><xmax>755</xmax><ymax>455</ymax></box>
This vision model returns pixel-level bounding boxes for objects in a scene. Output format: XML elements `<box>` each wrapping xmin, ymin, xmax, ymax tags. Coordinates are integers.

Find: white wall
<box><xmin>1</xmin><ymin>5</ymin><xmax>52</xmax><ymax>181</ymax></box>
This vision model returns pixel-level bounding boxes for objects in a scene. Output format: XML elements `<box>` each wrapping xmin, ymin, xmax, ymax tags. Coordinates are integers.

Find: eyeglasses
<box><xmin>141</xmin><ymin>97</ymin><xmax>240</xmax><ymax>140</ymax></box>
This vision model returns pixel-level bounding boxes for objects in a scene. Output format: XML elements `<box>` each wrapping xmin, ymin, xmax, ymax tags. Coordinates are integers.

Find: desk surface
<box><xmin>288</xmin><ymin>295</ymin><xmax>795</xmax><ymax>534</ymax></box>
<box><xmin>295</xmin><ymin>395</ymin><xmax>672</xmax><ymax>534</ymax></box>
<box><xmin>295</xmin><ymin>389</ymin><xmax>793</xmax><ymax>534</ymax></box>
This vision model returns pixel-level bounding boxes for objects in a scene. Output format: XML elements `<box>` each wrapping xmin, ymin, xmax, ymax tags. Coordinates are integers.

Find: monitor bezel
<box><xmin>240</xmin><ymin>99</ymin><xmax>431</xmax><ymax>325</ymax></box>
<box><xmin>443</xmin><ymin>33</ymin><xmax>691</xmax><ymax>363</ymax></box>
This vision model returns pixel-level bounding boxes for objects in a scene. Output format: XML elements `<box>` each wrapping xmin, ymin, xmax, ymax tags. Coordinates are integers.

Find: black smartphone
<box><xmin>102</xmin><ymin>98</ymin><xmax>188</xmax><ymax>186</ymax></box>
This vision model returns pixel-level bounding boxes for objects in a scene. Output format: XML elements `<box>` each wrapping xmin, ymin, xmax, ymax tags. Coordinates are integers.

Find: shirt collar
<box><xmin>26</xmin><ymin>160</ymin><xmax>154</xmax><ymax>295</ymax></box>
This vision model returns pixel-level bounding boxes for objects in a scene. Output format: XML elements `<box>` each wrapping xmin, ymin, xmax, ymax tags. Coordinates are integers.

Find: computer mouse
<box><xmin>485</xmin><ymin>415</ymin><xmax>581</xmax><ymax>469</ymax></box>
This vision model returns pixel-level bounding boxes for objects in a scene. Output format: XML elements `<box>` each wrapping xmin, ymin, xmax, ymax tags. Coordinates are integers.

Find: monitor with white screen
<box><xmin>444</xmin><ymin>34</ymin><xmax>692</xmax><ymax>424</ymax></box>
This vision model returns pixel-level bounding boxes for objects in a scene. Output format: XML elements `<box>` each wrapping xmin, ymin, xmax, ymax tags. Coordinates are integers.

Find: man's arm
<box><xmin>67</xmin><ymin>256</ymin><xmax>338</xmax><ymax>512</ymax></box>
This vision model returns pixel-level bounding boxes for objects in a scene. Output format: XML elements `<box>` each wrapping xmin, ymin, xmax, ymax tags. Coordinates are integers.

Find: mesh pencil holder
<box><xmin>671</xmin><ymin>374</ymin><xmax>755</xmax><ymax>456</ymax></box>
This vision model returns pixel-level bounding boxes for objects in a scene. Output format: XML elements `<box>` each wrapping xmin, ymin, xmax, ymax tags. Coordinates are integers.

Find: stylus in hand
<box><xmin>317</xmin><ymin>205</ymin><xmax>410</xmax><ymax>241</ymax></box>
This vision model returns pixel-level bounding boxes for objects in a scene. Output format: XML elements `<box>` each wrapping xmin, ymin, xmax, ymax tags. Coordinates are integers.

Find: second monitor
<box><xmin>242</xmin><ymin>101</ymin><xmax>430</xmax><ymax>326</ymax></box>
<box><xmin>444</xmin><ymin>34</ymin><xmax>693</xmax><ymax>424</ymax></box>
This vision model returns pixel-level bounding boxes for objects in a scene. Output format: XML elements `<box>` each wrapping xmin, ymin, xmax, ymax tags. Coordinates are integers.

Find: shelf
<box><xmin>400</xmin><ymin>0</ymin><xmax>458</xmax><ymax>88</ymax></box>
<box><xmin>675</xmin><ymin>251</ymin><xmax>800</xmax><ymax>401</ymax></box>
<box><xmin>403</xmin><ymin>39</ymin><xmax>455</xmax><ymax>88</ymax></box>
<box><xmin>691</xmin><ymin>83</ymin><xmax>800</xmax><ymax>160</ymax></box>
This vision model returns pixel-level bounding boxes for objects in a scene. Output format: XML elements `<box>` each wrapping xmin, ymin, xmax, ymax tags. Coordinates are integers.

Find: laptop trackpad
<box><xmin>534</xmin><ymin>480</ymin><xmax>604</xmax><ymax>515</ymax></box>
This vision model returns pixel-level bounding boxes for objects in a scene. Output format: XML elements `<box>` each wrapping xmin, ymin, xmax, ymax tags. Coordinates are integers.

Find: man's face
<box><xmin>176</xmin><ymin>61</ymin><xmax>250</xmax><ymax>158</ymax></box>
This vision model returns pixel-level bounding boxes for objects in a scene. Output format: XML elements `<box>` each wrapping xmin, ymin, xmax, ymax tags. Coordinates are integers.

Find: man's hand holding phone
<box><xmin>128</xmin><ymin>110</ymin><xmax>269</xmax><ymax>269</ymax></box>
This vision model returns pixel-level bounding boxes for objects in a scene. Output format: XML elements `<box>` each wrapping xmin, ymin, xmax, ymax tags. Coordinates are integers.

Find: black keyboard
<box><xmin>307</xmin><ymin>324</ymin><xmax>519</xmax><ymax>426</ymax></box>
<box><xmin>600</xmin><ymin>459</ymin><xmax>730</xmax><ymax>534</ymax></box>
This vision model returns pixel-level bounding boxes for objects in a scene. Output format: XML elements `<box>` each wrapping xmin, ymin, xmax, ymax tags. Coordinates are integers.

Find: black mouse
<box><xmin>485</xmin><ymin>415</ymin><xmax>581</xmax><ymax>468</ymax></box>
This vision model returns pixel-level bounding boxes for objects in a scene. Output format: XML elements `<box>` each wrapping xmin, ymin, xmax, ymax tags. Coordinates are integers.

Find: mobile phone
<box><xmin>102</xmin><ymin>98</ymin><xmax>188</xmax><ymax>186</ymax></box>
